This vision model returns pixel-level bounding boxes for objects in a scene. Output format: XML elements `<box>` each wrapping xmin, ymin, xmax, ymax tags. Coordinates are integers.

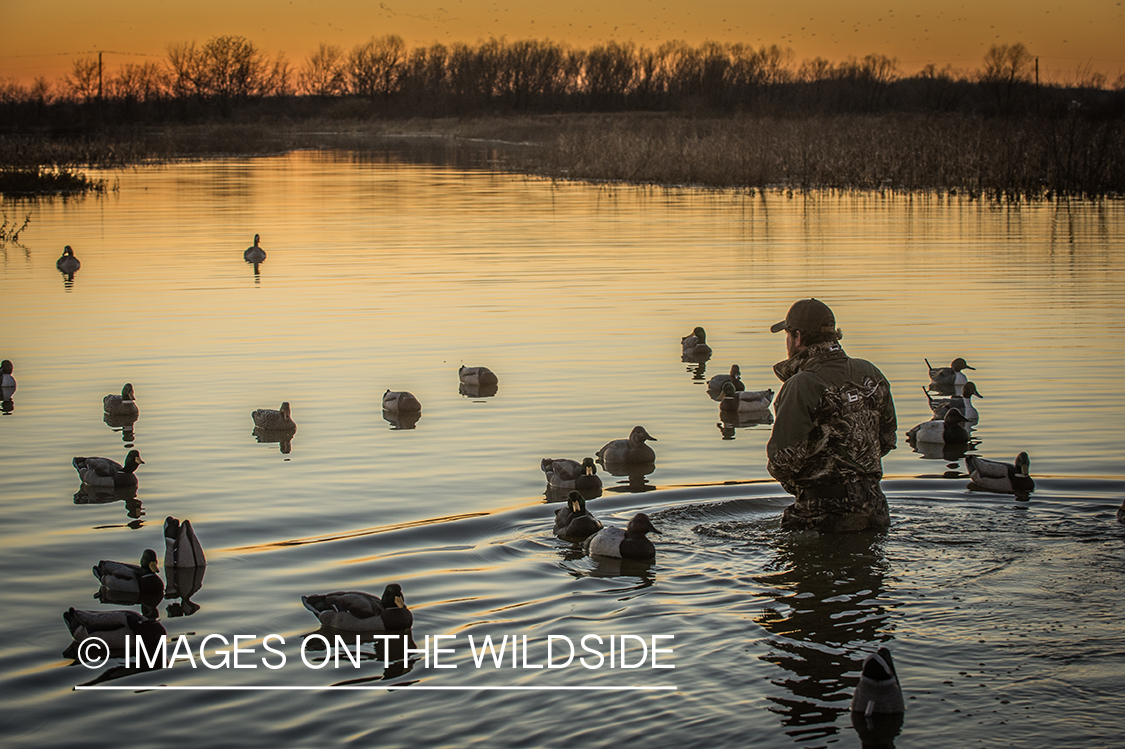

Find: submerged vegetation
<box><xmin>1</xmin><ymin>36</ymin><xmax>1122</xmax><ymax>199</ymax></box>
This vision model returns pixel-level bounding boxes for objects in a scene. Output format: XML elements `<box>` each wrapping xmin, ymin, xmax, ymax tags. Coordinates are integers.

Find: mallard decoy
<box><xmin>541</xmin><ymin>457</ymin><xmax>602</xmax><ymax>491</ymax></box>
<box><xmin>707</xmin><ymin>364</ymin><xmax>744</xmax><ymax>393</ymax></box>
<box><xmin>252</xmin><ymin>401</ymin><xmax>296</xmax><ymax>431</ymax></box>
<box><xmin>926</xmin><ymin>357</ymin><xmax>975</xmax><ymax>395</ymax></box>
<box><xmin>301</xmin><ymin>584</ymin><xmax>413</xmax><ymax>632</ymax></box>
<box><xmin>681</xmin><ymin>326</ymin><xmax>713</xmax><ymax>360</ymax></box>
<box><xmin>103</xmin><ymin>383</ymin><xmax>138</xmax><ymax>418</ymax></box>
<box><xmin>1</xmin><ymin>359</ymin><xmax>15</xmax><ymax>391</ymax></box>
<box><xmin>906</xmin><ymin>409</ymin><xmax>971</xmax><ymax>444</ymax></box>
<box><xmin>458</xmin><ymin>366</ymin><xmax>498</xmax><ymax>387</ymax></box>
<box><xmin>382</xmin><ymin>390</ymin><xmax>421</xmax><ymax>413</ymax></box>
<box><xmin>719</xmin><ymin>381</ymin><xmax>774</xmax><ymax>413</ymax></box>
<box><xmin>583</xmin><ymin>512</ymin><xmax>662</xmax><ymax>560</ymax></box>
<box><xmin>73</xmin><ymin>450</ymin><xmax>144</xmax><ymax>488</ymax></box>
<box><xmin>63</xmin><ymin>608</ymin><xmax>166</xmax><ymax>652</ymax></box>
<box><xmin>966</xmin><ymin>452</ymin><xmax>1034</xmax><ymax>493</ymax></box>
<box><xmin>164</xmin><ymin>516</ymin><xmax>206</xmax><ymax>569</ymax></box>
<box><xmin>93</xmin><ymin>548</ymin><xmax>164</xmax><ymax>595</ymax></box>
<box><xmin>850</xmin><ymin>647</ymin><xmax>905</xmax><ymax>716</ymax></box>
<box><xmin>56</xmin><ymin>245</ymin><xmax>81</xmax><ymax>274</ymax></box>
<box><xmin>554</xmin><ymin>490</ymin><xmax>603</xmax><ymax>542</ymax></box>
<box><xmin>596</xmin><ymin>426</ymin><xmax>657</xmax><ymax>465</ymax></box>
<box><xmin>244</xmin><ymin>234</ymin><xmax>266</xmax><ymax>263</ymax></box>
<box><xmin>925</xmin><ymin>381</ymin><xmax>982</xmax><ymax>421</ymax></box>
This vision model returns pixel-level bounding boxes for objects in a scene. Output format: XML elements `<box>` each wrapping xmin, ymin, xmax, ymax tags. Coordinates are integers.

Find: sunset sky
<box><xmin>3</xmin><ymin>0</ymin><xmax>1123</xmax><ymax>86</ymax></box>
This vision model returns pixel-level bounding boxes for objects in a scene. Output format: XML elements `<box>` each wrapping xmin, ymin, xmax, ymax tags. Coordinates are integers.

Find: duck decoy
<box><xmin>164</xmin><ymin>516</ymin><xmax>206</xmax><ymax>569</ymax></box>
<box><xmin>63</xmin><ymin>608</ymin><xmax>166</xmax><ymax>652</ymax></box>
<box><xmin>103</xmin><ymin>383</ymin><xmax>139</xmax><ymax>418</ymax></box>
<box><xmin>926</xmin><ymin>357</ymin><xmax>975</xmax><ymax>395</ymax></box>
<box><xmin>1</xmin><ymin>359</ymin><xmax>15</xmax><ymax>391</ymax></box>
<box><xmin>73</xmin><ymin>450</ymin><xmax>144</xmax><ymax>488</ymax></box>
<box><xmin>583</xmin><ymin>512</ymin><xmax>662</xmax><ymax>560</ymax></box>
<box><xmin>554</xmin><ymin>490</ymin><xmax>604</xmax><ymax>542</ymax></box>
<box><xmin>906</xmin><ymin>409</ymin><xmax>971</xmax><ymax>444</ymax></box>
<box><xmin>382</xmin><ymin>390</ymin><xmax>421</xmax><ymax>413</ymax></box>
<box><xmin>458</xmin><ymin>365</ymin><xmax>498</xmax><ymax>387</ymax></box>
<box><xmin>541</xmin><ymin>457</ymin><xmax>602</xmax><ymax>491</ymax></box>
<box><xmin>93</xmin><ymin>548</ymin><xmax>164</xmax><ymax>595</ymax></box>
<box><xmin>244</xmin><ymin>234</ymin><xmax>266</xmax><ymax>263</ymax></box>
<box><xmin>252</xmin><ymin>401</ymin><xmax>296</xmax><ymax>431</ymax></box>
<box><xmin>596</xmin><ymin>426</ymin><xmax>657</xmax><ymax>465</ymax></box>
<box><xmin>707</xmin><ymin>364</ymin><xmax>744</xmax><ymax>393</ymax></box>
<box><xmin>966</xmin><ymin>452</ymin><xmax>1034</xmax><ymax>494</ymax></box>
<box><xmin>681</xmin><ymin>326</ymin><xmax>713</xmax><ymax>361</ymax></box>
<box><xmin>301</xmin><ymin>584</ymin><xmax>413</xmax><ymax>632</ymax></box>
<box><xmin>56</xmin><ymin>245</ymin><xmax>81</xmax><ymax>274</ymax></box>
<box><xmin>718</xmin><ymin>381</ymin><xmax>774</xmax><ymax>414</ymax></box>
<box><xmin>925</xmin><ymin>381</ymin><xmax>982</xmax><ymax>421</ymax></box>
<box><xmin>850</xmin><ymin>647</ymin><xmax>905</xmax><ymax>716</ymax></box>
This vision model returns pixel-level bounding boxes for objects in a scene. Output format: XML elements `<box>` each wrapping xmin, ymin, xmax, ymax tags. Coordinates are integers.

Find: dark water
<box><xmin>1</xmin><ymin>152</ymin><xmax>1123</xmax><ymax>748</ymax></box>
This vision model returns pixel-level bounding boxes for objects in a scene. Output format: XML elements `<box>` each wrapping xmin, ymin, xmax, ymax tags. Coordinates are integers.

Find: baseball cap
<box><xmin>770</xmin><ymin>298</ymin><xmax>836</xmax><ymax>334</ymax></box>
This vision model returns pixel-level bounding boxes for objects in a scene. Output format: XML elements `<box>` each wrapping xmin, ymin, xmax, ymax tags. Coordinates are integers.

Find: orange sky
<box><xmin>3</xmin><ymin>0</ymin><xmax>1123</xmax><ymax>87</ymax></box>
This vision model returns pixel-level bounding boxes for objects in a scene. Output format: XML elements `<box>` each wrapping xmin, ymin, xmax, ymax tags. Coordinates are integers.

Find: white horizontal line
<box><xmin>75</xmin><ymin>685</ymin><xmax>677</xmax><ymax>691</ymax></box>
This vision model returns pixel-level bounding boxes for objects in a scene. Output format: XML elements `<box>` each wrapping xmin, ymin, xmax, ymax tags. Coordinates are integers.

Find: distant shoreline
<box><xmin>2</xmin><ymin>112</ymin><xmax>1123</xmax><ymax>200</ymax></box>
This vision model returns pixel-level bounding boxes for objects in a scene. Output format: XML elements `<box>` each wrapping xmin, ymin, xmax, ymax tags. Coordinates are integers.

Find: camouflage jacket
<box><xmin>766</xmin><ymin>341</ymin><xmax>896</xmax><ymax>495</ymax></box>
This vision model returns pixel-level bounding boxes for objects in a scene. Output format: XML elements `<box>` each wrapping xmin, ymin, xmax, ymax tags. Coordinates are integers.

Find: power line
<box><xmin>0</xmin><ymin>50</ymin><xmax>163</xmax><ymax>59</ymax></box>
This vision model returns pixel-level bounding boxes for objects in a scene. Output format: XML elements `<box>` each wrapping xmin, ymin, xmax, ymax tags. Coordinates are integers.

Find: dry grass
<box><xmin>3</xmin><ymin>113</ymin><xmax>1120</xmax><ymax>199</ymax></box>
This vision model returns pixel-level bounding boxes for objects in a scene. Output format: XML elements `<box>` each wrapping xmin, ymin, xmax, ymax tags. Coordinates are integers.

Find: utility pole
<box><xmin>98</xmin><ymin>51</ymin><xmax>103</xmax><ymax>102</ymax></box>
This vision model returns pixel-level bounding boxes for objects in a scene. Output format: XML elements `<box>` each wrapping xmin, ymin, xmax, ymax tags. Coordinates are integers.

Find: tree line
<box><xmin>2</xmin><ymin>36</ymin><xmax>1122</xmax><ymax>123</ymax></box>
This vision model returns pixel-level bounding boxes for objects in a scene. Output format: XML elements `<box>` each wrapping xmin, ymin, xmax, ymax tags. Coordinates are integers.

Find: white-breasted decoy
<box><xmin>583</xmin><ymin>512</ymin><xmax>662</xmax><ymax>559</ymax></box>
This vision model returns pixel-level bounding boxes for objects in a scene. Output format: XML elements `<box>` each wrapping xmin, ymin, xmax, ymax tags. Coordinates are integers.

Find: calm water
<box><xmin>2</xmin><ymin>150</ymin><xmax>1124</xmax><ymax>749</ymax></box>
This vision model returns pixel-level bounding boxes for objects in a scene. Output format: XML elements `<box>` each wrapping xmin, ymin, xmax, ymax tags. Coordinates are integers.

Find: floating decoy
<box><xmin>93</xmin><ymin>548</ymin><xmax>164</xmax><ymax>595</ymax></box>
<box><xmin>583</xmin><ymin>512</ymin><xmax>662</xmax><ymax>560</ymax></box>
<box><xmin>682</xmin><ymin>326</ymin><xmax>713</xmax><ymax>361</ymax></box>
<box><xmin>718</xmin><ymin>381</ymin><xmax>774</xmax><ymax>414</ymax></box>
<box><xmin>63</xmin><ymin>608</ymin><xmax>166</xmax><ymax>652</ymax></box>
<box><xmin>1</xmin><ymin>359</ymin><xmax>15</xmax><ymax>390</ymax></box>
<box><xmin>458</xmin><ymin>365</ymin><xmax>498</xmax><ymax>387</ymax></box>
<box><xmin>596</xmin><ymin>426</ymin><xmax>657</xmax><ymax>465</ymax></box>
<box><xmin>926</xmin><ymin>357</ymin><xmax>975</xmax><ymax>395</ymax></box>
<box><xmin>382</xmin><ymin>390</ymin><xmax>421</xmax><ymax>413</ymax></box>
<box><xmin>301</xmin><ymin>584</ymin><xmax>413</xmax><ymax>632</ymax></box>
<box><xmin>925</xmin><ymin>381</ymin><xmax>982</xmax><ymax>421</ymax></box>
<box><xmin>554</xmin><ymin>490</ymin><xmax>604</xmax><ymax>542</ymax></box>
<box><xmin>164</xmin><ymin>516</ymin><xmax>206</xmax><ymax>569</ymax></box>
<box><xmin>244</xmin><ymin>234</ymin><xmax>266</xmax><ymax>263</ymax></box>
<box><xmin>966</xmin><ymin>452</ymin><xmax>1034</xmax><ymax>494</ymax></box>
<box><xmin>541</xmin><ymin>457</ymin><xmax>602</xmax><ymax>491</ymax></box>
<box><xmin>906</xmin><ymin>409</ymin><xmax>971</xmax><ymax>444</ymax></box>
<box><xmin>103</xmin><ymin>383</ymin><xmax>138</xmax><ymax>418</ymax></box>
<box><xmin>850</xmin><ymin>647</ymin><xmax>905</xmax><ymax>716</ymax></box>
<box><xmin>73</xmin><ymin>450</ymin><xmax>144</xmax><ymax>488</ymax></box>
<box><xmin>707</xmin><ymin>364</ymin><xmax>744</xmax><ymax>393</ymax></box>
<box><xmin>252</xmin><ymin>401</ymin><xmax>296</xmax><ymax>431</ymax></box>
<box><xmin>56</xmin><ymin>245</ymin><xmax>81</xmax><ymax>274</ymax></box>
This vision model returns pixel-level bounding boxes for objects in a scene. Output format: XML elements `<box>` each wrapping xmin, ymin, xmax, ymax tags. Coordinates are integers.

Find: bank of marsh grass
<box><xmin>2</xmin><ymin>112</ymin><xmax>1121</xmax><ymax>200</ymax></box>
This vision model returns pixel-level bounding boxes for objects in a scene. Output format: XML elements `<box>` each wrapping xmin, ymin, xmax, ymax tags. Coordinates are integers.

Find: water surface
<box><xmin>2</xmin><ymin>151</ymin><xmax>1123</xmax><ymax>748</ymax></box>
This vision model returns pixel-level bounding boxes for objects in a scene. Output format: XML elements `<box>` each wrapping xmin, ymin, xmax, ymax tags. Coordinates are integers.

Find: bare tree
<box><xmin>346</xmin><ymin>35</ymin><xmax>406</xmax><ymax>97</ymax></box>
<box><xmin>300</xmin><ymin>44</ymin><xmax>347</xmax><ymax>96</ymax></box>
<box><xmin>979</xmin><ymin>42</ymin><xmax>1034</xmax><ymax>113</ymax></box>
<box><xmin>65</xmin><ymin>57</ymin><xmax>101</xmax><ymax>102</ymax></box>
